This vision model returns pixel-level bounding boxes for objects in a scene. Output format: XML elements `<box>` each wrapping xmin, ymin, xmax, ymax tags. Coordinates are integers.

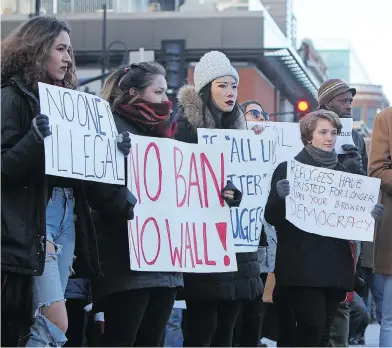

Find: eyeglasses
<box><xmin>246</xmin><ymin>109</ymin><xmax>269</xmax><ymax>120</ymax></box>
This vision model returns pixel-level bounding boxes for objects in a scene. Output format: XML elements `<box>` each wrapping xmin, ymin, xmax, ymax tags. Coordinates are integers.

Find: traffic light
<box><xmin>295</xmin><ymin>99</ymin><xmax>310</xmax><ymax>121</ymax></box>
<box><xmin>161</xmin><ymin>40</ymin><xmax>186</xmax><ymax>108</ymax></box>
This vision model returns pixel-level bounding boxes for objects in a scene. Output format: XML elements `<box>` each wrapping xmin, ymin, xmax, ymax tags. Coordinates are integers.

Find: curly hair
<box><xmin>1</xmin><ymin>16</ymin><xmax>77</xmax><ymax>90</ymax></box>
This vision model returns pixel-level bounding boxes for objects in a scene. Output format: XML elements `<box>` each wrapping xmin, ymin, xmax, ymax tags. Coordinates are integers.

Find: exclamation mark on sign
<box><xmin>215</xmin><ymin>222</ymin><xmax>230</xmax><ymax>266</ymax></box>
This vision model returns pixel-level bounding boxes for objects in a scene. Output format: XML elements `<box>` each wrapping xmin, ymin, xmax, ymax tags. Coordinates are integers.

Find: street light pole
<box><xmin>101</xmin><ymin>2</ymin><xmax>107</xmax><ymax>87</ymax></box>
<box><xmin>35</xmin><ymin>0</ymin><xmax>41</xmax><ymax>16</ymax></box>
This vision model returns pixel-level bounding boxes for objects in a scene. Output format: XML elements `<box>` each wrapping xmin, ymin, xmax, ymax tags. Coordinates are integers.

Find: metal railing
<box><xmin>2</xmin><ymin>0</ymin><xmax>117</xmax><ymax>15</ymax></box>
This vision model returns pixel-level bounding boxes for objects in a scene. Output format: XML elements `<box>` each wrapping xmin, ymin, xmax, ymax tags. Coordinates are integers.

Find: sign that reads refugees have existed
<box><xmin>197</xmin><ymin>128</ymin><xmax>275</xmax><ymax>252</ymax></box>
<box><xmin>38</xmin><ymin>83</ymin><xmax>125</xmax><ymax>185</ymax></box>
<box><xmin>285</xmin><ymin>159</ymin><xmax>381</xmax><ymax>241</ymax></box>
<box><xmin>127</xmin><ymin>134</ymin><xmax>237</xmax><ymax>273</ymax></box>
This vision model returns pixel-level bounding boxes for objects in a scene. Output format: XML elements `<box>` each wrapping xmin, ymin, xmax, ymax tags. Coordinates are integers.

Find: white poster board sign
<box><xmin>248</xmin><ymin>121</ymin><xmax>303</xmax><ymax>170</ymax></box>
<box><xmin>39</xmin><ymin>82</ymin><xmax>124</xmax><ymax>185</ymax></box>
<box><xmin>197</xmin><ymin>128</ymin><xmax>275</xmax><ymax>252</ymax></box>
<box><xmin>285</xmin><ymin>159</ymin><xmax>381</xmax><ymax>241</ymax></box>
<box><xmin>335</xmin><ymin>118</ymin><xmax>355</xmax><ymax>154</ymax></box>
<box><xmin>127</xmin><ymin>135</ymin><xmax>237</xmax><ymax>273</ymax></box>
<box><xmin>248</xmin><ymin>118</ymin><xmax>355</xmax><ymax>162</ymax></box>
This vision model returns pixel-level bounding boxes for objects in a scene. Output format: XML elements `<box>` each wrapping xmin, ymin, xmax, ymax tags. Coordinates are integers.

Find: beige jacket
<box><xmin>368</xmin><ymin>107</ymin><xmax>392</xmax><ymax>275</ymax></box>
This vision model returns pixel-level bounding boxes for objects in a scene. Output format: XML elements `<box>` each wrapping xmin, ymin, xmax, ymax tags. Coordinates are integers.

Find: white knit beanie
<box><xmin>194</xmin><ymin>51</ymin><xmax>239</xmax><ymax>93</ymax></box>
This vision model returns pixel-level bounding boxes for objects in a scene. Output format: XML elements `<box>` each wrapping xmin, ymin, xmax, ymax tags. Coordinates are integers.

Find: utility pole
<box><xmin>101</xmin><ymin>2</ymin><xmax>107</xmax><ymax>87</ymax></box>
<box><xmin>35</xmin><ymin>0</ymin><xmax>41</xmax><ymax>16</ymax></box>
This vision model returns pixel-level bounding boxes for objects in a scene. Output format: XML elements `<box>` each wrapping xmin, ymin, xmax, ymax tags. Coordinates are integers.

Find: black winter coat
<box><xmin>91</xmin><ymin>114</ymin><xmax>183</xmax><ymax>300</ymax></box>
<box><xmin>174</xmin><ymin>85</ymin><xmax>263</xmax><ymax>301</ymax></box>
<box><xmin>1</xmin><ymin>76</ymin><xmax>129</xmax><ymax>277</ymax></box>
<box><xmin>264</xmin><ymin>148</ymin><xmax>355</xmax><ymax>291</ymax></box>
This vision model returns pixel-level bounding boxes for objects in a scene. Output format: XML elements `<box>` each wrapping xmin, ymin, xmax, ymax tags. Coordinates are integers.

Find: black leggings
<box><xmin>274</xmin><ymin>286</ymin><xmax>346</xmax><ymax>347</ymax></box>
<box><xmin>101</xmin><ymin>287</ymin><xmax>177</xmax><ymax>347</ymax></box>
<box><xmin>183</xmin><ymin>299</ymin><xmax>241</xmax><ymax>347</ymax></box>
<box><xmin>233</xmin><ymin>296</ymin><xmax>264</xmax><ymax>347</ymax></box>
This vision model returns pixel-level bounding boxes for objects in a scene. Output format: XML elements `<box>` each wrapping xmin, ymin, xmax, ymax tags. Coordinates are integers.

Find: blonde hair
<box><xmin>100</xmin><ymin>69</ymin><xmax>126</xmax><ymax>104</ymax></box>
<box><xmin>300</xmin><ymin>109</ymin><xmax>342</xmax><ymax>146</ymax></box>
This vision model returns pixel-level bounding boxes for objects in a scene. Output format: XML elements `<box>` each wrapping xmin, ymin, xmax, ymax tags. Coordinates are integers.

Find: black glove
<box><xmin>32</xmin><ymin>114</ymin><xmax>51</xmax><ymax>143</ymax></box>
<box><xmin>221</xmin><ymin>180</ymin><xmax>243</xmax><ymax>208</ymax></box>
<box><xmin>371</xmin><ymin>203</ymin><xmax>384</xmax><ymax>220</ymax></box>
<box><xmin>354</xmin><ymin>272</ymin><xmax>366</xmax><ymax>297</ymax></box>
<box><xmin>340</xmin><ymin>144</ymin><xmax>362</xmax><ymax>174</ymax></box>
<box><xmin>125</xmin><ymin>188</ymin><xmax>137</xmax><ymax>220</ymax></box>
<box><xmin>117</xmin><ymin>131</ymin><xmax>131</xmax><ymax>156</ymax></box>
<box><xmin>276</xmin><ymin>179</ymin><xmax>290</xmax><ymax>199</ymax></box>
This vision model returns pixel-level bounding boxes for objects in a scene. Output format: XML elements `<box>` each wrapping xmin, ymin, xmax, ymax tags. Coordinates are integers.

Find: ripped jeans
<box><xmin>26</xmin><ymin>188</ymin><xmax>76</xmax><ymax>347</ymax></box>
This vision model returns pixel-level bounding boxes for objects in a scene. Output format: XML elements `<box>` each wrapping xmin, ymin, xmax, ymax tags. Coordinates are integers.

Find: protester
<box><xmin>368</xmin><ymin>107</ymin><xmax>392</xmax><ymax>347</ymax></box>
<box><xmin>231</xmin><ymin>101</ymin><xmax>272</xmax><ymax>347</ymax></box>
<box><xmin>348</xmin><ymin>292</ymin><xmax>370</xmax><ymax>346</ymax></box>
<box><xmin>264</xmin><ymin>109</ymin><xmax>384</xmax><ymax>346</ymax></box>
<box><xmin>317</xmin><ymin>78</ymin><xmax>368</xmax><ymax>346</ymax></box>
<box><xmin>92</xmin><ymin>62</ymin><xmax>182</xmax><ymax>347</ymax></box>
<box><xmin>242</xmin><ymin>100</ymin><xmax>270</xmax><ymax>122</ymax></box>
<box><xmin>1</xmin><ymin>16</ymin><xmax>133</xmax><ymax>347</ymax></box>
<box><xmin>174</xmin><ymin>51</ymin><xmax>263</xmax><ymax>347</ymax></box>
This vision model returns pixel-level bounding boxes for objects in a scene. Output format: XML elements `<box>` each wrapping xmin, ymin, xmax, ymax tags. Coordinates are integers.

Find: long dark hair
<box><xmin>199</xmin><ymin>82</ymin><xmax>242</xmax><ymax>128</ymax></box>
<box><xmin>110</xmin><ymin>62</ymin><xmax>166</xmax><ymax>111</ymax></box>
<box><xmin>1</xmin><ymin>16</ymin><xmax>77</xmax><ymax>90</ymax></box>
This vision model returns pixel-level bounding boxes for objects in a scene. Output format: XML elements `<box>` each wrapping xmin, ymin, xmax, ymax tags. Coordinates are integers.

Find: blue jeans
<box><xmin>361</xmin><ymin>267</ymin><xmax>384</xmax><ymax>324</ymax></box>
<box><xmin>26</xmin><ymin>188</ymin><xmax>76</xmax><ymax>347</ymax></box>
<box><xmin>164</xmin><ymin>308</ymin><xmax>183</xmax><ymax>347</ymax></box>
<box><xmin>379</xmin><ymin>274</ymin><xmax>392</xmax><ymax>347</ymax></box>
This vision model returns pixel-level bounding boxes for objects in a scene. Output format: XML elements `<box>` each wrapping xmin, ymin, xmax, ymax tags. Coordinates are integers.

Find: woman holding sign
<box><xmin>174</xmin><ymin>51</ymin><xmax>264</xmax><ymax>347</ymax></box>
<box><xmin>264</xmin><ymin>110</ymin><xmax>384</xmax><ymax>346</ymax></box>
<box><xmin>94</xmin><ymin>62</ymin><xmax>185</xmax><ymax>347</ymax></box>
<box><xmin>1</xmin><ymin>17</ymin><xmax>133</xmax><ymax>347</ymax></box>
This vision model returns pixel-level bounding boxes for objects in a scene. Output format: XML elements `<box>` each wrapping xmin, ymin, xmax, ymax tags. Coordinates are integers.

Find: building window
<box><xmin>367</xmin><ymin>107</ymin><xmax>380</xmax><ymax>129</ymax></box>
<box><xmin>352</xmin><ymin>107</ymin><xmax>362</xmax><ymax>121</ymax></box>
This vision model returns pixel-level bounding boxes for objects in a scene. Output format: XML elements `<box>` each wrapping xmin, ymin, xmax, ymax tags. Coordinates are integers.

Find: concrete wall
<box><xmin>1</xmin><ymin>11</ymin><xmax>265</xmax><ymax>52</ymax></box>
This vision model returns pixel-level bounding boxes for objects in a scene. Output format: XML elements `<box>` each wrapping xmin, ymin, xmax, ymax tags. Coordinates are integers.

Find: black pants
<box><xmin>183</xmin><ymin>299</ymin><xmax>241</xmax><ymax>347</ymax></box>
<box><xmin>1</xmin><ymin>272</ymin><xmax>33</xmax><ymax>347</ymax></box>
<box><xmin>233</xmin><ymin>296</ymin><xmax>264</xmax><ymax>347</ymax></box>
<box><xmin>348</xmin><ymin>293</ymin><xmax>370</xmax><ymax>341</ymax></box>
<box><xmin>64</xmin><ymin>299</ymin><xmax>89</xmax><ymax>347</ymax></box>
<box><xmin>274</xmin><ymin>286</ymin><xmax>345</xmax><ymax>347</ymax></box>
<box><xmin>101</xmin><ymin>287</ymin><xmax>177</xmax><ymax>347</ymax></box>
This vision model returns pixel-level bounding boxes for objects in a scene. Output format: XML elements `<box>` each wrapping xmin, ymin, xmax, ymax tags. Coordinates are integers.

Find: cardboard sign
<box><xmin>197</xmin><ymin>128</ymin><xmax>275</xmax><ymax>252</ymax></box>
<box><xmin>285</xmin><ymin>159</ymin><xmax>381</xmax><ymax>241</ymax></box>
<box><xmin>127</xmin><ymin>135</ymin><xmax>237</xmax><ymax>273</ymax></box>
<box><xmin>39</xmin><ymin>83</ymin><xmax>124</xmax><ymax>185</ymax></box>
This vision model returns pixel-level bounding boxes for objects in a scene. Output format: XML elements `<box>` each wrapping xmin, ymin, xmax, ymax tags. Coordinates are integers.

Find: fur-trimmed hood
<box><xmin>176</xmin><ymin>84</ymin><xmax>246</xmax><ymax>131</ymax></box>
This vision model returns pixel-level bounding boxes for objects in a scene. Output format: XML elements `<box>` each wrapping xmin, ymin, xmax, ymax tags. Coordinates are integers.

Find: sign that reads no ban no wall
<box><xmin>285</xmin><ymin>159</ymin><xmax>381</xmax><ymax>241</ymax></box>
<box><xmin>127</xmin><ymin>134</ymin><xmax>237</xmax><ymax>273</ymax></box>
<box><xmin>39</xmin><ymin>83</ymin><xmax>125</xmax><ymax>185</ymax></box>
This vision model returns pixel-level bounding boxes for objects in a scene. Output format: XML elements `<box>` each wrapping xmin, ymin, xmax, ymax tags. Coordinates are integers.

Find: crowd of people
<box><xmin>1</xmin><ymin>15</ymin><xmax>391</xmax><ymax>348</ymax></box>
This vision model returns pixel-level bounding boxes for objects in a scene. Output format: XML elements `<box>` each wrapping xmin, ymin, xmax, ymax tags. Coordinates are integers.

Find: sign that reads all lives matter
<box><xmin>285</xmin><ymin>159</ymin><xmax>381</xmax><ymax>241</ymax></box>
<box><xmin>39</xmin><ymin>83</ymin><xmax>125</xmax><ymax>185</ymax></box>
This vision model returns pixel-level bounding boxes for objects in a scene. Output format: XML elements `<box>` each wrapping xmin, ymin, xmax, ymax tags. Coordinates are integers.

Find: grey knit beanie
<box><xmin>194</xmin><ymin>51</ymin><xmax>239</xmax><ymax>93</ymax></box>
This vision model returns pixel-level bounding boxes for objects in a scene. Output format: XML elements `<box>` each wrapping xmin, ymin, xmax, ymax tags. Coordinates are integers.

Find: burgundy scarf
<box><xmin>116</xmin><ymin>96</ymin><xmax>178</xmax><ymax>138</ymax></box>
